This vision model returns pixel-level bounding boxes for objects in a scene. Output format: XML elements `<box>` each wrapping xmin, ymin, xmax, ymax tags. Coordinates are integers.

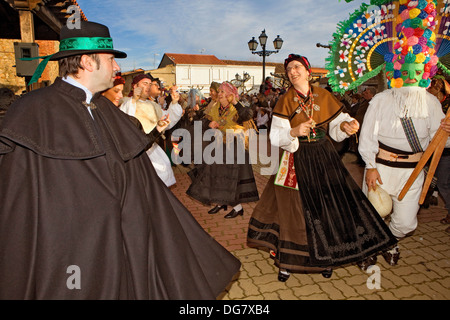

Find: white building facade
<box><xmin>157</xmin><ymin>53</ymin><xmax>277</xmax><ymax>96</ymax></box>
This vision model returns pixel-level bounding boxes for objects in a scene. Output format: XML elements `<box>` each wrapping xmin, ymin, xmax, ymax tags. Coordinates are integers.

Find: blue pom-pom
<box><xmin>384</xmin><ymin>53</ymin><xmax>394</xmax><ymax>63</ymax></box>
<box><xmin>412</xmin><ymin>44</ymin><xmax>423</xmax><ymax>55</ymax></box>
<box><xmin>394</xmin><ymin>70</ymin><xmax>402</xmax><ymax>78</ymax></box>
<box><xmin>418</xmin><ymin>11</ymin><xmax>428</xmax><ymax>19</ymax></box>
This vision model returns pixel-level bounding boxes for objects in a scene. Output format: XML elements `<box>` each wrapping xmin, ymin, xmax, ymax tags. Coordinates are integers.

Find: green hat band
<box><xmin>59</xmin><ymin>37</ymin><xmax>114</xmax><ymax>51</ymax></box>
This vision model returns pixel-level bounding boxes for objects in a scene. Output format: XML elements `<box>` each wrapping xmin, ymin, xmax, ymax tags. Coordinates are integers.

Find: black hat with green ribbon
<box><xmin>25</xmin><ymin>21</ymin><xmax>127</xmax><ymax>85</ymax></box>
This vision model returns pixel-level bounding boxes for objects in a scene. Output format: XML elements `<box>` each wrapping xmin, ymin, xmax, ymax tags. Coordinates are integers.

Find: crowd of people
<box><xmin>0</xmin><ymin>18</ymin><xmax>449</xmax><ymax>300</ymax></box>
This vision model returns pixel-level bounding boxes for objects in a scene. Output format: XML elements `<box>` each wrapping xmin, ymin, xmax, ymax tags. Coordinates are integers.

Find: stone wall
<box><xmin>0</xmin><ymin>39</ymin><xmax>59</xmax><ymax>94</ymax></box>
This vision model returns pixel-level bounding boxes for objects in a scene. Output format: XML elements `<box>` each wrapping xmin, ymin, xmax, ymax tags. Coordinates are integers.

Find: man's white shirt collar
<box><xmin>62</xmin><ymin>76</ymin><xmax>93</xmax><ymax>103</ymax></box>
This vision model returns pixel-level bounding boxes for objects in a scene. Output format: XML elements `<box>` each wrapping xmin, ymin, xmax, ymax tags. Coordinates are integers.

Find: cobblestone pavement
<box><xmin>170</xmin><ymin>149</ymin><xmax>450</xmax><ymax>300</ymax></box>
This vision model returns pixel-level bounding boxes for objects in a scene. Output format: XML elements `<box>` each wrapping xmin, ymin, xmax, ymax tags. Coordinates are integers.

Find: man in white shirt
<box><xmin>359</xmin><ymin>71</ymin><xmax>450</xmax><ymax>266</ymax></box>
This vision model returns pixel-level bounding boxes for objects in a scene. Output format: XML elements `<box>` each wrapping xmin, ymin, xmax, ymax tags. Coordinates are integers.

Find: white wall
<box><xmin>175</xmin><ymin>64</ymin><xmax>276</xmax><ymax>95</ymax></box>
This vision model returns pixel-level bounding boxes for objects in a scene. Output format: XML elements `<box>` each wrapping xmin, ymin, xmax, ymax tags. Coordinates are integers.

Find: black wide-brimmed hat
<box><xmin>25</xmin><ymin>21</ymin><xmax>126</xmax><ymax>85</ymax></box>
<box><xmin>50</xmin><ymin>21</ymin><xmax>127</xmax><ymax>60</ymax></box>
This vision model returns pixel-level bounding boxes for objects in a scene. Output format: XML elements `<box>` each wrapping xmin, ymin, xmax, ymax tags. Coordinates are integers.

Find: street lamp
<box><xmin>248</xmin><ymin>30</ymin><xmax>283</xmax><ymax>86</ymax></box>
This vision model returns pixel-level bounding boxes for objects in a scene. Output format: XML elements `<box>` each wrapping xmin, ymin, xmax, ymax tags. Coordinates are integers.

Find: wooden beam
<box><xmin>34</xmin><ymin>4</ymin><xmax>63</xmax><ymax>33</ymax></box>
<box><xmin>18</xmin><ymin>9</ymin><xmax>35</xmax><ymax>42</ymax></box>
<box><xmin>13</xmin><ymin>0</ymin><xmax>42</xmax><ymax>10</ymax></box>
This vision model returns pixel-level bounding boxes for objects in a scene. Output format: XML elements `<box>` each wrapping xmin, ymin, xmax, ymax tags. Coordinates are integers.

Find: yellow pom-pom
<box><xmin>415</xmin><ymin>53</ymin><xmax>426</xmax><ymax>63</ymax></box>
<box><xmin>391</xmin><ymin>78</ymin><xmax>404</xmax><ymax>88</ymax></box>
<box><xmin>430</xmin><ymin>32</ymin><xmax>436</xmax><ymax>42</ymax></box>
<box><xmin>409</xmin><ymin>8</ymin><xmax>421</xmax><ymax>19</ymax></box>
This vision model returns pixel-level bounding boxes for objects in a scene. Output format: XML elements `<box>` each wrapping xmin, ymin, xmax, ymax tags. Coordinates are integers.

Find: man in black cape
<box><xmin>0</xmin><ymin>21</ymin><xmax>240</xmax><ymax>299</ymax></box>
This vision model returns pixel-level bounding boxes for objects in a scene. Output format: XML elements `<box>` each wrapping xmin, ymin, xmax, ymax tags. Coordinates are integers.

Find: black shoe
<box><xmin>430</xmin><ymin>196</ymin><xmax>438</xmax><ymax>206</ymax></box>
<box><xmin>208</xmin><ymin>205</ymin><xmax>227</xmax><ymax>214</ymax></box>
<box><xmin>278</xmin><ymin>269</ymin><xmax>290</xmax><ymax>282</ymax></box>
<box><xmin>321</xmin><ymin>268</ymin><xmax>333</xmax><ymax>278</ymax></box>
<box><xmin>440</xmin><ymin>214</ymin><xmax>450</xmax><ymax>224</ymax></box>
<box><xmin>224</xmin><ymin>208</ymin><xmax>244</xmax><ymax>219</ymax></box>
<box><xmin>357</xmin><ymin>255</ymin><xmax>378</xmax><ymax>272</ymax></box>
<box><xmin>381</xmin><ymin>246</ymin><xmax>400</xmax><ymax>266</ymax></box>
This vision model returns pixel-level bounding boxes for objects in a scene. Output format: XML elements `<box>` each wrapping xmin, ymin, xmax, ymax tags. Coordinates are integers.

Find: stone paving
<box><xmin>170</xmin><ymin>150</ymin><xmax>450</xmax><ymax>300</ymax></box>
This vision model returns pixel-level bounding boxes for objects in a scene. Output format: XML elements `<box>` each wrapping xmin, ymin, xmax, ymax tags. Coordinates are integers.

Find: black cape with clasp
<box><xmin>0</xmin><ymin>78</ymin><xmax>240</xmax><ymax>299</ymax></box>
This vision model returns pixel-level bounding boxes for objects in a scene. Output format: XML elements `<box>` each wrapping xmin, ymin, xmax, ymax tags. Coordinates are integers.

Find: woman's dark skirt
<box><xmin>186</xmin><ymin>137</ymin><xmax>259</xmax><ymax>206</ymax></box>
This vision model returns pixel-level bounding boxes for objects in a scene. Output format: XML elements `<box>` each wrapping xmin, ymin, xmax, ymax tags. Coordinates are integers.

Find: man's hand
<box><xmin>440</xmin><ymin>117</ymin><xmax>450</xmax><ymax>134</ymax></box>
<box><xmin>156</xmin><ymin>115</ymin><xmax>170</xmax><ymax>132</ymax></box>
<box><xmin>365</xmin><ymin>168</ymin><xmax>382</xmax><ymax>192</ymax></box>
<box><xmin>133</xmin><ymin>87</ymin><xmax>143</xmax><ymax>102</ymax></box>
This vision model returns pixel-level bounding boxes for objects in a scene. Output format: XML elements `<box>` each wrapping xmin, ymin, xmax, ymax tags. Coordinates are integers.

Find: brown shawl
<box><xmin>273</xmin><ymin>85</ymin><xmax>344</xmax><ymax>129</ymax></box>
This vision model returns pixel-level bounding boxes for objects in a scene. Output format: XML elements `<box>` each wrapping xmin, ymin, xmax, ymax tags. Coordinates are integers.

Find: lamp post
<box><xmin>248</xmin><ymin>30</ymin><xmax>283</xmax><ymax>87</ymax></box>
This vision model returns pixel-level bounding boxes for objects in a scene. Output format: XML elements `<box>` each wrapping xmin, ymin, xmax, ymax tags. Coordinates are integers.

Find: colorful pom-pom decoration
<box><xmin>325</xmin><ymin>0</ymin><xmax>450</xmax><ymax>94</ymax></box>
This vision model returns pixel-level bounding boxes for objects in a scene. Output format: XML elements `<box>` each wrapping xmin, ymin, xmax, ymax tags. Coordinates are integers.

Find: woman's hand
<box><xmin>340</xmin><ymin>119</ymin><xmax>360</xmax><ymax>136</ymax></box>
<box><xmin>209</xmin><ymin>120</ymin><xmax>220</xmax><ymax>129</ymax></box>
<box><xmin>365</xmin><ymin>168</ymin><xmax>382</xmax><ymax>192</ymax></box>
<box><xmin>290</xmin><ymin>119</ymin><xmax>314</xmax><ymax>137</ymax></box>
<box><xmin>227</xmin><ymin>94</ymin><xmax>238</xmax><ymax>106</ymax></box>
<box><xmin>171</xmin><ymin>91</ymin><xmax>180</xmax><ymax>104</ymax></box>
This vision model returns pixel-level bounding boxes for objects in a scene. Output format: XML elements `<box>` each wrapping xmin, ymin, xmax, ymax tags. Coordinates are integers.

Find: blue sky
<box><xmin>75</xmin><ymin>0</ymin><xmax>367</xmax><ymax>72</ymax></box>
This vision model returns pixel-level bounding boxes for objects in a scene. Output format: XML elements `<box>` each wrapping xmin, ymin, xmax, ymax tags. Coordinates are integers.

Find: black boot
<box><xmin>357</xmin><ymin>255</ymin><xmax>378</xmax><ymax>272</ymax></box>
<box><xmin>224</xmin><ymin>208</ymin><xmax>244</xmax><ymax>219</ymax></box>
<box><xmin>321</xmin><ymin>268</ymin><xmax>333</xmax><ymax>278</ymax></box>
<box><xmin>278</xmin><ymin>269</ymin><xmax>290</xmax><ymax>282</ymax></box>
<box><xmin>208</xmin><ymin>205</ymin><xmax>227</xmax><ymax>214</ymax></box>
<box><xmin>381</xmin><ymin>245</ymin><xmax>400</xmax><ymax>266</ymax></box>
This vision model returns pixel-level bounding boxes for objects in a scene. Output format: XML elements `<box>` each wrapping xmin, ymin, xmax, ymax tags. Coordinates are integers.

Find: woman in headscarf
<box><xmin>204</xmin><ymin>81</ymin><xmax>220</xmax><ymax>115</ymax></box>
<box><xmin>101</xmin><ymin>74</ymin><xmax>125</xmax><ymax>107</ymax></box>
<box><xmin>247</xmin><ymin>53</ymin><xmax>397</xmax><ymax>281</ymax></box>
<box><xmin>187</xmin><ymin>82</ymin><xmax>259</xmax><ymax>218</ymax></box>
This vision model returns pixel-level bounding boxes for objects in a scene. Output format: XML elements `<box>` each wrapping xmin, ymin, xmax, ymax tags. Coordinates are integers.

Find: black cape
<box><xmin>0</xmin><ymin>78</ymin><xmax>240</xmax><ymax>299</ymax></box>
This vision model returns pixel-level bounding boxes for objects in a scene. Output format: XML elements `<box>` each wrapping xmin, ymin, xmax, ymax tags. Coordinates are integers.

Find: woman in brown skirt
<box><xmin>247</xmin><ymin>54</ymin><xmax>397</xmax><ymax>281</ymax></box>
